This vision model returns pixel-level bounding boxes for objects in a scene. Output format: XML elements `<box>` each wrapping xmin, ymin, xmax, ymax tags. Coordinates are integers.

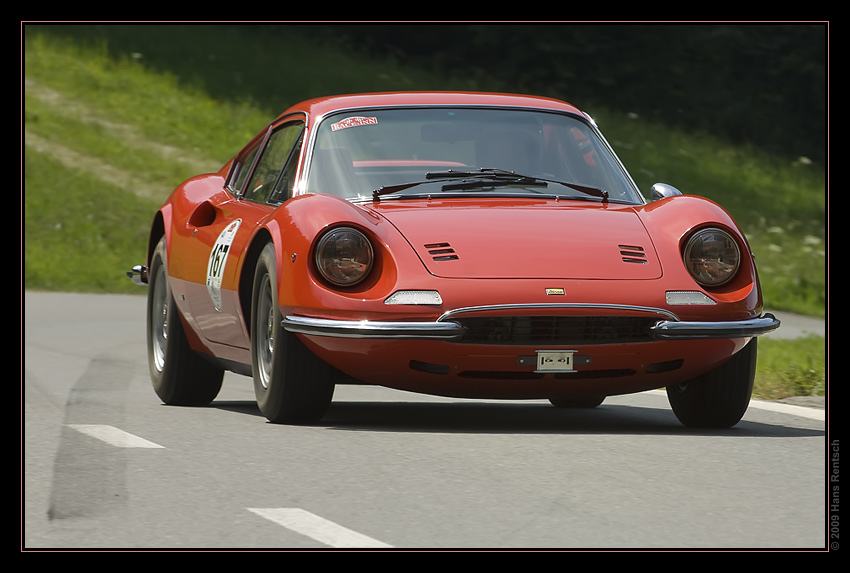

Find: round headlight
<box><xmin>315</xmin><ymin>227</ymin><xmax>374</xmax><ymax>287</ymax></box>
<box><xmin>683</xmin><ymin>227</ymin><xmax>741</xmax><ymax>287</ymax></box>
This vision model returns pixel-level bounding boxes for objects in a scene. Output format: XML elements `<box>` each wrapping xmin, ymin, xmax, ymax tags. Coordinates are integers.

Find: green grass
<box><xmin>22</xmin><ymin>26</ymin><xmax>826</xmax><ymax>397</ymax></box>
<box><xmin>755</xmin><ymin>336</ymin><xmax>826</xmax><ymax>400</ymax></box>
<box><xmin>23</xmin><ymin>150</ymin><xmax>161</xmax><ymax>294</ymax></box>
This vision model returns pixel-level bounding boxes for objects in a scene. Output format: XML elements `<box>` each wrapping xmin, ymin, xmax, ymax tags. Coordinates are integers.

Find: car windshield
<box><xmin>305</xmin><ymin>107</ymin><xmax>642</xmax><ymax>203</ymax></box>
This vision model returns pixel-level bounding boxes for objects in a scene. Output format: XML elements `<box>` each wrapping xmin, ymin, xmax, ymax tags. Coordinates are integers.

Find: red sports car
<box><xmin>128</xmin><ymin>92</ymin><xmax>779</xmax><ymax>428</ymax></box>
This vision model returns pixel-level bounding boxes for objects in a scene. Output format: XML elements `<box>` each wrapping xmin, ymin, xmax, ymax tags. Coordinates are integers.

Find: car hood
<box><xmin>368</xmin><ymin>198</ymin><xmax>662</xmax><ymax>280</ymax></box>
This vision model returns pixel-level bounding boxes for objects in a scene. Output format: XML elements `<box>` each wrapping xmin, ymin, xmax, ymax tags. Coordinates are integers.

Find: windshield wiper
<box><xmin>372</xmin><ymin>175</ymin><xmax>545</xmax><ymax>200</ymax></box>
<box><xmin>372</xmin><ymin>180</ymin><xmax>429</xmax><ymax>200</ymax></box>
<box><xmin>428</xmin><ymin>168</ymin><xmax>609</xmax><ymax>202</ymax></box>
<box><xmin>372</xmin><ymin>168</ymin><xmax>608</xmax><ymax>202</ymax></box>
<box><xmin>440</xmin><ymin>174</ymin><xmax>548</xmax><ymax>192</ymax></box>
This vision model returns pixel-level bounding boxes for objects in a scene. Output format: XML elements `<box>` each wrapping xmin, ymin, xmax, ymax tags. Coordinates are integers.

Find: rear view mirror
<box><xmin>650</xmin><ymin>183</ymin><xmax>683</xmax><ymax>201</ymax></box>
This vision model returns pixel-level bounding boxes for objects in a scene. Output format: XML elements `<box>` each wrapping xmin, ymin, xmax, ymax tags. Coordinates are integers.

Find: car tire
<box><xmin>251</xmin><ymin>243</ymin><xmax>334</xmax><ymax>424</ymax></box>
<box><xmin>549</xmin><ymin>395</ymin><xmax>605</xmax><ymax>408</ymax></box>
<box><xmin>666</xmin><ymin>338</ymin><xmax>757</xmax><ymax>428</ymax></box>
<box><xmin>147</xmin><ymin>237</ymin><xmax>224</xmax><ymax>406</ymax></box>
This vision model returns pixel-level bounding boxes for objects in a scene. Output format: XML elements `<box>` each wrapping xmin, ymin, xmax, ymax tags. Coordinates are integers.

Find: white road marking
<box><xmin>67</xmin><ymin>424</ymin><xmax>165</xmax><ymax>448</ymax></box>
<box><xmin>747</xmin><ymin>400</ymin><xmax>825</xmax><ymax>421</ymax></box>
<box><xmin>248</xmin><ymin>508</ymin><xmax>393</xmax><ymax>548</ymax></box>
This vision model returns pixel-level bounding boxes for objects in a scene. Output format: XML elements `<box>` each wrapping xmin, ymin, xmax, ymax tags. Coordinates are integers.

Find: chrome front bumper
<box><xmin>648</xmin><ymin>314</ymin><xmax>780</xmax><ymax>339</ymax></box>
<box><xmin>282</xmin><ymin>315</ymin><xmax>466</xmax><ymax>339</ymax></box>
<box><xmin>282</xmin><ymin>305</ymin><xmax>781</xmax><ymax>341</ymax></box>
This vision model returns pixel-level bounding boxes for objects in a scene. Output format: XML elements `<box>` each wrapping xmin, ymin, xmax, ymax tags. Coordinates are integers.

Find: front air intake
<box><xmin>455</xmin><ymin>315</ymin><xmax>657</xmax><ymax>345</ymax></box>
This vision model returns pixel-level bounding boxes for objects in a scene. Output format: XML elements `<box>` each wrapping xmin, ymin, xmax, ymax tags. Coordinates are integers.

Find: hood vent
<box><xmin>425</xmin><ymin>242</ymin><xmax>459</xmax><ymax>262</ymax></box>
<box><xmin>619</xmin><ymin>244</ymin><xmax>647</xmax><ymax>264</ymax></box>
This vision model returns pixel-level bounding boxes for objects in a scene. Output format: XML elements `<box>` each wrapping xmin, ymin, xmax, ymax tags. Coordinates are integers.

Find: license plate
<box><xmin>535</xmin><ymin>350</ymin><xmax>577</xmax><ymax>373</ymax></box>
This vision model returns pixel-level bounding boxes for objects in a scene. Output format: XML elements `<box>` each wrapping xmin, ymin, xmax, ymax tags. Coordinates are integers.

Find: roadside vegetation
<box><xmin>22</xmin><ymin>26</ymin><xmax>825</xmax><ymax>399</ymax></box>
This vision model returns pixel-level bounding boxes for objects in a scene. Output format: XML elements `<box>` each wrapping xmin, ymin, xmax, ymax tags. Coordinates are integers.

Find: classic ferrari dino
<box><xmin>129</xmin><ymin>92</ymin><xmax>779</xmax><ymax>427</ymax></box>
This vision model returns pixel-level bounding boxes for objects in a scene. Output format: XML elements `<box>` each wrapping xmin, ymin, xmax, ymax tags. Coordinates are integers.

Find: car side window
<box><xmin>268</xmin><ymin>131</ymin><xmax>303</xmax><ymax>204</ymax></box>
<box><xmin>243</xmin><ymin>121</ymin><xmax>304</xmax><ymax>204</ymax></box>
<box><xmin>228</xmin><ymin>142</ymin><xmax>261</xmax><ymax>196</ymax></box>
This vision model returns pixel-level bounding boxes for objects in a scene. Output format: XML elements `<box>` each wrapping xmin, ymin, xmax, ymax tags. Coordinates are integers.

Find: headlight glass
<box><xmin>683</xmin><ymin>227</ymin><xmax>741</xmax><ymax>287</ymax></box>
<box><xmin>315</xmin><ymin>227</ymin><xmax>374</xmax><ymax>287</ymax></box>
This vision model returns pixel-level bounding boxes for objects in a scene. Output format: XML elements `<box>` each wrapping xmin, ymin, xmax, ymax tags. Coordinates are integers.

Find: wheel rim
<box><xmin>150</xmin><ymin>264</ymin><xmax>169</xmax><ymax>372</ymax></box>
<box><xmin>256</xmin><ymin>274</ymin><xmax>275</xmax><ymax>390</ymax></box>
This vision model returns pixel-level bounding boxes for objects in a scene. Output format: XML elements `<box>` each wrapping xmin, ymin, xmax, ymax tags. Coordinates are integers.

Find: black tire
<box><xmin>251</xmin><ymin>243</ymin><xmax>334</xmax><ymax>424</ymax></box>
<box><xmin>666</xmin><ymin>338</ymin><xmax>758</xmax><ymax>428</ymax></box>
<box><xmin>549</xmin><ymin>395</ymin><xmax>605</xmax><ymax>408</ymax></box>
<box><xmin>147</xmin><ymin>237</ymin><xmax>224</xmax><ymax>406</ymax></box>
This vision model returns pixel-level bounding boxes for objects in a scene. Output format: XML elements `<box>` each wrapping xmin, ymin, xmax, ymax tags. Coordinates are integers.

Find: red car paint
<box><xmin>131</xmin><ymin>92</ymin><xmax>778</xmax><ymax>427</ymax></box>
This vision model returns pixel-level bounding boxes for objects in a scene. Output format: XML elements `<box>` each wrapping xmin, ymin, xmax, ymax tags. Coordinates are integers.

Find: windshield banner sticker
<box><xmin>331</xmin><ymin>116</ymin><xmax>378</xmax><ymax>131</ymax></box>
<box><xmin>206</xmin><ymin>219</ymin><xmax>242</xmax><ymax>311</ymax></box>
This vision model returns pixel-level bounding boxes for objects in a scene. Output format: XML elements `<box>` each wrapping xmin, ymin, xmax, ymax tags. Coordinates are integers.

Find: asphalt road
<box><xmin>23</xmin><ymin>292</ymin><xmax>828</xmax><ymax>549</ymax></box>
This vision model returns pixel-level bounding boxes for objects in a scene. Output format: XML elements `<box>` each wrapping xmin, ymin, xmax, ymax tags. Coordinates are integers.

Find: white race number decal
<box><xmin>206</xmin><ymin>219</ymin><xmax>242</xmax><ymax>311</ymax></box>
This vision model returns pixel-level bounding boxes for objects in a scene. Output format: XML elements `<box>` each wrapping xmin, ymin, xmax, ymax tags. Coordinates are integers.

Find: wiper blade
<box><xmin>372</xmin><ymin>175</ymin><xmax>545</xmax><ymax>200</ymax></box>
<box><xmin>427</xmin><ymin>168</ymin><xmax>609</xmax><ymax>202</ymax></box>
<box><xmin>441</xmin><ymin>177</ymin><xmax>548</xmax><ymax>192</ymax></box>
<box><xmin>425</xmin><ymin>168</ymin><xmax>520</xmax><ymax>180</ymax></box>
<box><xmin>551</xmin><ymin>180</ymin><xmax>608</xmax><ymax>202</ymax></box>
<box><xmin>372</xmin><ymin>181</ymin><xmax>429</xmax><ymax>200</ymax></box>
<box><xmin>372</xmin><ymin>168</ymin><xmax>608</xmax><ymax>203</ymax></box>
<box><xmin>372</xmin><ymin>169</ymin><xmax>543</xmax><ymax>200</ymax></box>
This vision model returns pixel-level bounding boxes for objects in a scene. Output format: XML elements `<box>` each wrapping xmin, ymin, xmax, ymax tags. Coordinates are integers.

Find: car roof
<box><xmin>275</xmin><ymin>92</ymin><xmax>584</xmax><ymax>123</ymax></box>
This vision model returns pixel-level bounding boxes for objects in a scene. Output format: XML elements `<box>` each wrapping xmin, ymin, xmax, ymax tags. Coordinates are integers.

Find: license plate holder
<box><xmin>535</xmin><ymin>350</ymin><xmax>577</xmax><ymax>373</ymax></box>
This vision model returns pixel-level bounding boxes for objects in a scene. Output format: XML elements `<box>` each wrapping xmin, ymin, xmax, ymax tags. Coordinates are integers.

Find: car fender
<box><xmin>259</xmin><ymin>193</ymin><xmax>425</xmax><ymax>316</ymax></box>
<box><xmin>634</xmin><ymin>194</ymin><xmax>762</xmax><ymax>316</ymax></box>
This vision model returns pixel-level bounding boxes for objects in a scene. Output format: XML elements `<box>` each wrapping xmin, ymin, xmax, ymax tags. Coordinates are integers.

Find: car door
<box><xmin>186</xmin><ymin>119</ymin><xmax>306</xmax><ymax>349</ymax></box>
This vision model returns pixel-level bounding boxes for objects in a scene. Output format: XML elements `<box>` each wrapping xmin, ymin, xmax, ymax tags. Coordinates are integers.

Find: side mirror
<box><xmin>649</xmin><ymin>183</ymin><xmax>683</xmax><ymax>201</ymax></box>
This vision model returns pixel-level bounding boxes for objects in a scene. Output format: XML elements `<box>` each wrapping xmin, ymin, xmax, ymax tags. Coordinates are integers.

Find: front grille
<box><xmin>454</xmin><ymin>315</ymin><xmax>656</xmax><ymax>345</ymax></box>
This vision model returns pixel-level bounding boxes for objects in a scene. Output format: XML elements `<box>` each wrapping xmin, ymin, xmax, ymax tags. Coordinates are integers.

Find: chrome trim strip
<box><xmin>437</xmin><ymin>303</ymin><xmax>680</xmax><ymax>322</ymax></box>
<box><xmin>649</xmin><ymin>313</ymin><xmax>781</xmax><ymax>339</ymax></box>
<box><xmin>282</xmin><ymin>315</ymin><xmax>465</xmax><ymax>339</ymax></box>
